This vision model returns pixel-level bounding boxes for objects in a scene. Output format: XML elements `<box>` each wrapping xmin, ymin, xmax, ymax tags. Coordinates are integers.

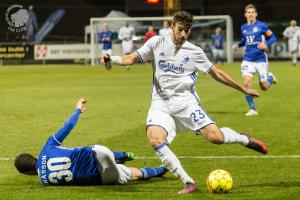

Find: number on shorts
<box><xmin>190</xmin><ymin>109</ymin><xmax>205</xmax><ymax>123</ymax></box>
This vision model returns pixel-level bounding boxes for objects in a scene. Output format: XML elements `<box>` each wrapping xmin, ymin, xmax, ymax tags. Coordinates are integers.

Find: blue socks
<box><xmin>267</xmin><ymin>75</ymin><xmax>273</xmax><ymax>86</ymax></box>
<box><xmin>245</xmin><ymin>95</ymin><xmax>256</xmax><ymax>110</ymax></box>
<box><xmin>140</xmin><ymin>166</ymin><xmax>168</xmax><ymax>180</ymax></box>
<box><xmin>113</xmin><ymin>151</ymin><xmax>127</xmax><ymax>160</ymax></box>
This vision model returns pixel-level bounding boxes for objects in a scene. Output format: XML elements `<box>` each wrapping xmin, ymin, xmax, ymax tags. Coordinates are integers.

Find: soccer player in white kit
<box><xmin>118</xmin><ymin>21</ymin><xmax>135</xmax><ymax>70</ymax></box>
<box><xmin>101</xmin><ymin>11</ymin><xmax>269</xmax><ymax>195</ymax></box>
<box><xmin>159</xmin><ymin>20</ymin><xmax>173</xmax><ymax>36</ymax></box>
<box><xmin>283</xmin><ymin>19</ymin><xmax>300</xmax><ymax>66</ymax></box>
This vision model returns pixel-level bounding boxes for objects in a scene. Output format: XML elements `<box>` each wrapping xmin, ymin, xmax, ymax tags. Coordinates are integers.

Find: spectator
<box><xmin>145</xmin><ymin>26</ymin><xmax>157</xmax><ymax>42</ymax></box>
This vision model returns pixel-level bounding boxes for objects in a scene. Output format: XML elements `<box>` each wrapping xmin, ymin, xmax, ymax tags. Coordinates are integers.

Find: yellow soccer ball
<box><xmin>206</xmin><ymin>169</ymin><xmax>233</xmax><ymax>193</ymax></box>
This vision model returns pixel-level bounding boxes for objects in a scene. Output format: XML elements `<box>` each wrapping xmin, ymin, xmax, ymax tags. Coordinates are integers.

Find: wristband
<box><xmin>111</xmin><ymin>56</ymin><xmax>122</xmax><ymax>64</ymax></box>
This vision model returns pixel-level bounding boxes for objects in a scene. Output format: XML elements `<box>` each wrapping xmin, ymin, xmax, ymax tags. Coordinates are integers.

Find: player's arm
<box><xmin>208</xmin><ymin>66</ymin><xmax>260</xmax><ymax>97</ymax></box>
<box><xmin>98</xmin><ymin>33</ymin><xmax>104</xmax><ymax>43</ymax></box>
<box><xmin>232</xmin><ymin>38</ymin><xmax>245</xmax><ymax>50</ymax></box>
<box><xmin>258</xmin><ymin>27</ymin><xmax>277</xmax><ymax>50</ymax></box>
<box><xmin>100</xmin><ymin>52</ymin><xmax>139</xmax><ymax>65</ymax></box>
<box><xmin>265</xmin><ymin>29</ymin><xmax>277</xmax><ymax>46</ymax></box>
<box><xmin>48</xmin><ymin>97</ymin><xmax>87</xmax><ymax>146</ymax></box>
<box><xmin>100</xmin><ymin>35</ymin><xmax>156</xmax><ymax>66</ymax></box>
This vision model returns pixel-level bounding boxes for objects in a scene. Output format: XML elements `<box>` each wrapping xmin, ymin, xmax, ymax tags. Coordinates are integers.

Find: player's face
<box><xmin>245</xmin><ymin>8</ymin><xmax>257</xmax><ymax>23</ymax></box>
<box><xmin>172</xmin><ymin>22</ymin><xmax>191</xmax><ymax>45</ymax></box>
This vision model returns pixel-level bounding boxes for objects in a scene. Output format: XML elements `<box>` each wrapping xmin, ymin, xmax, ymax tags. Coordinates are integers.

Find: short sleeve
<box><xmin>136</xmin><ymin>35</ymin><xmax>159</xmax><ymax>63</ymax></box>
<box><xmin>261</xmin><ymin>23</ymin><xmax>271</xmax><ymax>36</ymax></box>
<box><xmin>194</xmin><ymin>48</ymin><xmax>213</xmax><ymax>74</ymax></box>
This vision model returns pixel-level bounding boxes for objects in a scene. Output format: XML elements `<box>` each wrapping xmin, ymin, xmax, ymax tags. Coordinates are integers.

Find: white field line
<box><xmin>2</xmin><ymin>155</ymin><xmax>300</xmax><ymax>161</ymax></box>
<box><xmin>137</xmin><ymin>155</ymin><xmax>300</xmax><ymax>159</ymax></box>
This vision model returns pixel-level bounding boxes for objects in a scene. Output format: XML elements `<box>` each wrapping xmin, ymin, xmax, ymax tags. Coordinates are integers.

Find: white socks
<box><xmin>220</xmin><ymin>127</ymin><xmax>249</xmax><ymax>145</ymax></box>
<box><xmin>292</xmin><ymin>53</ymin><xmax>297</xmax><ymax>64</ymax></box>
<box><xmin>155</xmin><ymin>143</ymin><xmax>194</xmax><ymax>184</ymax></box>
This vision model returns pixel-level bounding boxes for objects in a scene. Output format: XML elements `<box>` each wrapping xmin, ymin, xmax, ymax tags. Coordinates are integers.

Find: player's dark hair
<box><xmin>172</xmin><ymin>11</ymin><xmax>193</xmax><ymax>29</ymax></box>
<box><xmin>14</xmin><ymin>153</ymin><xmax>38</xmax><ymax>175</ymax></box>
<box><xmin>244</xmin><ymin>4</ymin><xmax>256</xmax><ymax>12</ymax></box>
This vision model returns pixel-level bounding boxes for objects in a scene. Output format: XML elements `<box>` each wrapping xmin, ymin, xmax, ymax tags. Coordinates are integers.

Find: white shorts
<box><xmin>241</xmin><ymin>61</ymin><xmax>269</xmax><ymax>82</ymax></box>
<box><xmin>146</xmin><ymin>101</ymin><xmax>215</xmax><ymax>144</ymax></box>
<box><xmin>102</xmin><ymin>49</ymin><xmax>112</xmax><ymax>56</ymax></box>
<box><xmin>122</xmin><ymin>40</ymin><xmax>133</xmax><ymax>54</ymax></box>
<box><xmin>212</xmin><ymin>49</ymin><xmax>224</xmax><ymax>58</ymax></box>
<box><xmin>92</xmin><ymin>145</ymin><xmax>132</xmax><ymax>185</ymax></box>
<box><xmin>288</xmin><ymin>40</ymin><xmax>298</xmax><ymax>53</ymax></box>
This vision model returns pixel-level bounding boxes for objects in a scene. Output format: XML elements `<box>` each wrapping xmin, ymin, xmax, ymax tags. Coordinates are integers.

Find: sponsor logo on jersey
<box><xmin>158</xmin><ymin>60</ymin><xmax>184</xmax><ymax>74</ymax></box>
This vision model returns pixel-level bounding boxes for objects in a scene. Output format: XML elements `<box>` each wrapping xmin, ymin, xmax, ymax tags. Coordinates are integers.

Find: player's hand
<box><xmin>76</xmin><ymin>97</ymin><xmax>87</xmax><ymax>113</ymax></box>
<box><xmin>100</xmin><ymin>54</ymin><xmax>111</xmax><ymax>64</ymax></box>
<box><xmin>257</xmin><ymin>42</ymin><xmax>268</xmax><ymax>50</ymax></box>
<box><xmin>244</xmin><ymin>88</ymin><xmax>260</xmax><ymax>98</ymax></box>
<box><xmin>232</xmin><ymin>44</ymin><xmax>239</xmax><ymax>51</ymax></box>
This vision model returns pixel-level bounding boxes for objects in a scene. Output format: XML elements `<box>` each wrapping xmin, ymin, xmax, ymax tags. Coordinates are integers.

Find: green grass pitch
<box><xmin>0</xmin><ymin>62</ymin><xmax>299</xmax><ymax>199</ymax></box>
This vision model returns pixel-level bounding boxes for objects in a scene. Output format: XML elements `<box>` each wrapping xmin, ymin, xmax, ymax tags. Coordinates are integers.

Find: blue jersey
<box><xmin>36</xmin><ymin>109</ymin><xmax>101</xmax><ymax>186</ymax></box>
<box><xmin>99</xmin><ymin>31</ymin><xmax>113</xmax><ymax>50</ymax></box>
<box><xmin>238</xmin><ymin>20</ymin><xmax>277</xmax><ymax>62</ymax></box>
<box><xmin>212</xmin><ymin>34</ymin><xmax>224</xmax><ymax>50</ymax></box>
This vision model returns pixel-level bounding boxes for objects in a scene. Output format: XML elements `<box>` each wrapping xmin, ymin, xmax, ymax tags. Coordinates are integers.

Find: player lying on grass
<box><xmin>101</xmin><ymin>11</ymin><xmax>269</xmax><ymax>195</ymax></box>
<box><xmin>14</xmin><ymin>98</ymin><xmax>168</xmax><ymax>186</ymax></box>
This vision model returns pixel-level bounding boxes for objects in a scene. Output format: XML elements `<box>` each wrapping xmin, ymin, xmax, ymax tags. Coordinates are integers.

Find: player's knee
<box><xmin>260</xmin><ymin>84</ymin><xmax>269</xmax><ymax>91</ymax></box>
<box><xmin>147</xmin><ymin>126</ymin><xmax>167</xmax><ymax>148</ymax></box>
<box><xmin>93</xmin><ymin>145</ymin><xmax>112</xmax><ymax>157</ymax></box>
<box><xmin>148</xmin><ymin>137</ymin><xmax>165</xmax><ymax>148</ymax></box>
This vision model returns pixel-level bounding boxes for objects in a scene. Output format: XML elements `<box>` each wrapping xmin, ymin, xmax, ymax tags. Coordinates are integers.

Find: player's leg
<box><xmin>241</xmin><ymin>61</ymin><xmax>258</xmax><ymax>116</ymax></box>
<box><xmin>258</xmin><ymin>62</ymin><xmax>277</xmax><ymax>91</ymax></box>
<box><xmin>200</xmin><ymin>124</ymin><xmax>269</xmax><ymax>154</ymax></box>
<box><xmin>146</xmin><ymin>109</ymin><xmax>197</xmax><ymax>194</ymax></box>
<box><xmin>130</xmin><ymin>166</ymin><xmax>168</xmax><ymax>180</ymax></box>
<box><xmin>113</xmin><ymin>151</ymin><xmax>135</xmax><ymax>164</ymax></box>
<box><xmin>115</xmin><ymin>164</ymin><xmax>168</xmax><ymax>184</ymax></box>
<box><xmin>102</xmin><ymin>49</ymin><xmax>112</xmax><ymax>71</ymax></box>
<box><xmin>122</xmin><ymin>41</ymin><xmax>131</xmax><ymax>70</ymax></box>
<box><xmin>219</xmin><ymin>50</ymin><xmax>224</xmax><ymax>65</ymax></box>
<box><xmin>292</xmin><ymin>52</ymin><xmax>297</xmax><ymax>66</ymax></box>
<box><xmin>289</xmin><ymin>41</ymin><xmax>298</xmax><ymax>66</ymax></box>
<box><xmin>147</xmin><ymin>126</ymin><xmax>196</xmax><ymax>187</ymax></box>
<box><xmin>92</xmin><ymin>145</ymin><xmax>121</xmax><ymax>184</ymax></box>
<box><xmin>243</xmin><ymin>75</ymin><xmax>258</xmax><ymax>116</ymax></box>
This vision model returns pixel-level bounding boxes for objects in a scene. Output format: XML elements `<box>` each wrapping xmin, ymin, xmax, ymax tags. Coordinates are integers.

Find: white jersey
<box><xmin>283</xmin><ymin>26</ymin><xmax>300</xmax><ymax>52</ymax></box>
<box><xmin>283</xmin><ymin>26</ymin><xmax>300</xmax><ymax>41</ymax></box>
<box><xmin>118</xmin><ymin>26</ymin><xmax>134</xmax><ymax>41</ymax></box>
<box><xmin>136</xmin><ymin>35</ymin><xmax>213</xmax><ymax>109</ymax></box>
<box><xmin>118</xmin><ymin>26</ymin><xmax>135</xmax><ymax>54</ymax></box>
<box><xmin>159</xmin><ymin>28</ymin><xmax>173</xmax><ymax>36</ymax></box>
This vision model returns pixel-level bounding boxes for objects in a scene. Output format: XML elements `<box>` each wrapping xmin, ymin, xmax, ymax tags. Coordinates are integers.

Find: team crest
<box><xmin>183</xmin><ymin>55</ymin><xmax>189</xmax><ymax>64</ymax></box>
<box><xmin>253</xmin><ymin>27</ymin><xmax>259</xmax><ymax>32</ymax></box>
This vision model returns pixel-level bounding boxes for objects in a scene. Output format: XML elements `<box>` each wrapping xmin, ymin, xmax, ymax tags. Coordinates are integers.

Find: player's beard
<box><xmin>172</xmin><ymin>32</ymin><xmax>186</xmax><ymax>46</ymax></box>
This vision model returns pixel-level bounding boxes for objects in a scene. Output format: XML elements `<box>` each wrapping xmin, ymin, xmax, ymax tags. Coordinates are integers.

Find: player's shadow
<box><xmin>240</xmin><ymin>181</ymin><xmax>300</xmax><ymax>188</ymax></box>
<box><xmin>99</xmin><ymin>177</ymin><xmax>176</xmax><ymax>193</ymax></box>
<box><xmin>207</xmin><ymin>110</ymin><xmax>245</xmax><ymax>115</ymax></box>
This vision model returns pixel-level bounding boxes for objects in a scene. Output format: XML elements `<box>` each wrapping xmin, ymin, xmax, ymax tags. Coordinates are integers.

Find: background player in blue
<box><xmin>14</xmin><ymin>97</ymin><xmax>168</xmax><ymax>185</ymax></box>
<box><xmin>233</xmin><ymin>4</ymin><xmax>278</xmax><ymax>116</ymax></box>
<box><xmin>99</xmin><ymin>23</ymin><xmax>114</xmax><ymax>71</ymax></box>
<box><xmin>212</xmin><ymin>27</ymin><xmax>225</xmax><ymax>65</ymax></box>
